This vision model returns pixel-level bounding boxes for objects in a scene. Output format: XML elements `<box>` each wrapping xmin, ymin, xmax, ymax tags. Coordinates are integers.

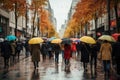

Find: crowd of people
<box><xmin>0</xmin><ymin>39</ymin><xmax>29</xmax><ymax>69</ymax></box>
<box><xmin>0</xmin><ymin>35</ymin><xmax>120</xmax><ymax>80</ymax></box>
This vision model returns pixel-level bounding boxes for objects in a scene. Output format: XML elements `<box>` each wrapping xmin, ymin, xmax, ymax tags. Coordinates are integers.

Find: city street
<box><xmin>0</xmin><ymin>52</ymin><xmax>111</xmax><ymax>80</ymax></box>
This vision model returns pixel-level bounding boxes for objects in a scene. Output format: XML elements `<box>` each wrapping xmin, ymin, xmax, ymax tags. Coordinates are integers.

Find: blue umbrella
<box><xmin>6</xmin><ymin>35</ymin><xmax>16</xmax><ymax>41</ymax></box>
<box><xmin>48</xmin><ymin>37</ymin><xmax>56</xmax><ymax>41</ymax></box>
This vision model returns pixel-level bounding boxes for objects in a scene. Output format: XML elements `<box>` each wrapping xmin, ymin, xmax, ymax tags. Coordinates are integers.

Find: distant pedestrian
<box><xmin>24</xmin><ymin>40</ymin><xmax>30</xmax><ymax>57</ymax></box>
<box><xmin>99</xmin><ymin>40</ymin><xmax>112</xmax><ymax>79</ymax></box>
<box><xmin>47</xmin><ymin>43</ymin><xmax>53</xmax><ymax>59</ymax></box>
<box><xmin>16</xmin><ymin>40</ymin><xmax>23</xmax><ymax>60</ymax></box>
<box><xmin>76</xmin><ymin>42</ymin><xmax>81</xmax><ymax>60</ymax></box>
<box><xmin>10</xmin><ymin>40</ymin><xmax>16</xmax><ymax>64</ymax></box>
<box><xmin>41</xmin><ymin>42</ymin><xmax>47</xmax><ymax>62</ymax></box>
<box><xmin>30</xmin><ymin>44</ymin><xmax>41</xmax><ymax>69</ymax></box>
<box><xmin>1</xmin><ymin>40</ymin><xmax>12</xmax><ymax>69</ymax></box>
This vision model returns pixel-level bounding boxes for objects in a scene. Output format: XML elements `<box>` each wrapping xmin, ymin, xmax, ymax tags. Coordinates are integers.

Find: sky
<box><xmin>49</xmin><ymin>0</ymin><xmax>72</xmax><ymax>32</ymax></box>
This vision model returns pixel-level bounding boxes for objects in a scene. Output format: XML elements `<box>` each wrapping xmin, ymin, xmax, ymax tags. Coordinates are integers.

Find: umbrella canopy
<box><xmin>51</xmin><ymin>38</ymin><xmax>62</xmax><ymax>44</ymax></box>
<box><xmin>98</xmin><ymin>35</ymin><xmax>116</xmax><ymax>42</ymax></box>
<box><xmin>6</xmin><ymin>35</ymin><xmax>16</xmax><ymax>41</ymax></box>
<box><xmin>28</xmin><ymin>37</ymin><xmax>44</xmax><ymax>44</ymax></box>
<box><xmin>61</xmin><ymin>38</ymin><xmax>72</xmax><ymax>44</ymax></box>
<box><xmin>71</xmin><ymin>38</ymin><xmax>80</xmax><ymax>42</ymax></box>
<box><xmin>80</xmin><ymin>36</ymin><xmax>96</xmax><ymax>44</ymax></box>
<box><xmin>48</xmin><ymin>37</ymin><xmax>56</xmax><ymax>41</ymax></box>
<box><xmin>111</xmin><ymin>33</ymin><xmax>120</xmax><ymax>41</ymax></box>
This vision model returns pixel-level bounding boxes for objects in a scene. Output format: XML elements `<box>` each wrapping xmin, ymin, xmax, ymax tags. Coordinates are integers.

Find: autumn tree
<box><xmin>73</xmin><ymin>0</ymin><xmax>107</xmax><ymax>38</ymax></box>
<box><xmin>0</xmin><ymin>0</ymin><xmax>27</xmax><ymax>36</ymax></box>
<box><xmin>38</xmin><ymin>8</ymin><xmax>58</xmax><ymax>38</ymax></box>
<box><xmin>30</xmin><ymin>0</ymin><xmax>47</xmax><ymax>37</ymax></box>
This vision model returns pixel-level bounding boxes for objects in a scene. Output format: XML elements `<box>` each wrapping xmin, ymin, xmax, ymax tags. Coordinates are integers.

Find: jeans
<box><xmin>64</xmin><ymin>59</ymin><xmax>70</xmax><ymax>65</ymax></box>
<box><xmin>55</xmin><ymin>53</ymin><xmax>59</xmax><ymax>63</ymax></box>
<box><xmin>103</xmin><ymin>60</ymin><xmax>110</xmax><ymax>72</ymax></box>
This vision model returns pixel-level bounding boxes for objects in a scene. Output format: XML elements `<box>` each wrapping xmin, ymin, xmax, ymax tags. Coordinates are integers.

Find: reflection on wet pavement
<box><xmin>0</xmin><ymin>55</ymin><xmax>105</xmax><ymax>80</ymax></box>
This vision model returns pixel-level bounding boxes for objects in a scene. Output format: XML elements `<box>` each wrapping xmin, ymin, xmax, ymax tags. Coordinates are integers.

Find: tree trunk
<box><xmin>15</xmin><ymin>2</ymin><xmax>18</xmax><ymax>37</ymax></box>
<box><xmin>107</xmin><ymin>0</ymin><xmax>111</xmax><ymax>35</ymax></box>
<box><xmin>32</xmin><ymin>9</ymin><xmax>37</xmax><ymax>37</ymax></box>
<box><xmin>85</xmin><ymin>23</ymin><xmax>88</xmax><ymax>36</ymax></box>
<box><xmin>94</xmin><ymin>18</ymin><xmax>97</xmax><ymax>39</ymax></box>
<box><xmin>25</xmin><ymin>5</ymin><xmax>28</xmax><ymax>37</ymax></box>
<box><xmin>114</xmin><ymin>0</ymin><xmax>119</xmax><ymax>32</ymax></box>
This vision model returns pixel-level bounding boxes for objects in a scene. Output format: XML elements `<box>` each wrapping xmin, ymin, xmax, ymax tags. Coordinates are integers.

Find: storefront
<box><xmin>0</xmin><ymin>15</ymin><xmax>9</xmax><ymax>38</ymax></box>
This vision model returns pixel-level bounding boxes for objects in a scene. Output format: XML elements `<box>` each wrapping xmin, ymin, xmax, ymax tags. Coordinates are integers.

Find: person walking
<box><xmin>54</xmin><ymin>44</ymin><xmax>60</xmax><ymax>64</ymax></box>
<box><xmin>80</xmin><ymin>42</ymin><xmax>90</xmax><ymax>73</ymax></box>
<box><xmin>90</xmin><ymin>43</ymin><xmax>100</xmax><ymax>78</ymax></box>
<box><xmin>1</xmin><ymin>40</ymin><xmax>12</xmax><ymax>69</ymax></box>
<box><xmin>16</xmin><ymin>40</ymin><xmax>23</xmax><ymax>60</ymax></box>
<box><xmin>41</xmin><ymin>42</ymin><xmax>47</xmax><ymax>62</ymax></box>
<box><xmin>112</xmin><ymin>35</ymin><xmax>120</xmax><ymax>79</ymax></box>
<box><xmin>99</xmin><ymin>40</ymin><xmax>112</xmax><ymax>79</ymax></box>
<box><xmin>64</xmin><ymin>43</ymin><xmax>72</xmax><ymax>72</ymax></box>
<box><xmin>30</xmin><ymin>44</ymin><xmax>41</xmax><ymax>69</ymax></box>
<box><xmin>76</xmin><ymin>42</ymin><xmax>81</xmax><ymax>60</ymax></box>
<box><xmin>47</xmin><ymin>43</ymin><xmax>53</xmax><ymax>59</ymax></box>
<box><xmin>24</xmin><ymin>40</ymin><xmax>30</xmax><ymax>57</ymax></box>
<box><xmin>10</xmin><ymin>40</ymin><xmax>16</xmax><ymax>64</ymax></box>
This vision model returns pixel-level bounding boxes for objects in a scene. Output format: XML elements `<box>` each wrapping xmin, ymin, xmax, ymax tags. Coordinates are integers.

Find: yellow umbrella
<box><xmin>98</xmin><ymin>35</ymin><xmax>116</xmax><ymax>42</ymax></box>
<box><xmin>80</xmin><ymin>36</ymin><xmax>96</xmax><ymax>44</ymax></box>
<box><xmin>51</xmin><ymin>38</ymin><xmax>62</xmax><ymax>44</ymax></box>
<box><xmin>28</xmin><ymin>37</ymin><xmax>44</xmax><ymax>44</ymax></box>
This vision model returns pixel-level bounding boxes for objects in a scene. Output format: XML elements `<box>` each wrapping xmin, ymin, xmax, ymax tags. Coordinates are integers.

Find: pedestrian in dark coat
<box><xmin>1</xmin><ymin>40</ymin><xmax>12</xmax><ymax>69</ymax></box>
<box><xmin>90</xmin><ymin>43</ymin><xmax>99</xmax><ymax>77</ymax></box>
<box><xmin>76</xmin><ymin>42</ymin><xmax>81</xmax><ymax>60</ymax></box>
<box><xmin>112</xmin><ymin>35</ymin><xmax>120</xmax><ymax>79</ymax></box>
<box><xmin>80</xmin><ymin>42</ymin><xmax>90</xmax><ymax>72</ymax></box>
<box><xmin>41</xmin><ymin>42</ymin><xmax>47</xmax><ymax>62</ymax></box>
<box><xmin>16</xmin><ymin>40</ymin><xmax>23</xmax><ymax>60</ymax></box>
<box><xmin>54</xmin><ymin>44</ymin><xmax>60</xmax><ymax>64</ymax></box>
<box><xmin>24</xmin><ymin>40</ymin><xmax>30</xmax><ymax>57</ymax></box>
<box><xmin>47</xmin><ymin>43</ymin><xmax>53</xmax><ymax>59</ymax></box>
<box><xmin>30</xmin><ymin>44</ymin><xmax>41</xmax><ymax>69</ymax></box>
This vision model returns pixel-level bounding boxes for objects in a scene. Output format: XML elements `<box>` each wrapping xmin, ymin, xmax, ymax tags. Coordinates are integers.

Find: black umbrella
<box><xmin>61</xmin><ymin>38</ymin><xmax>72</xmax><ymax>44</ymax></box>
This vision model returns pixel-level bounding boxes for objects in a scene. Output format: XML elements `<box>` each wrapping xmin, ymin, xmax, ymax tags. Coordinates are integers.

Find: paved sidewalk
<box><xmin>0</xmin><ymin>49</ymin><xmax>27</xmax><ymax>71</ymax></box>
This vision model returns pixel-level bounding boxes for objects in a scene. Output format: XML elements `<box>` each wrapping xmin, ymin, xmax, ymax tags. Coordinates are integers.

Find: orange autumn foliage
<box><xmin>0</xmin><ymin>0</ymin><xmax>27</xmax><ymax>17</ymax></box>
<box><xmin>74</xmin><ymin>0</ymin><xmax>106</xmax><ymax>24</ymax></box>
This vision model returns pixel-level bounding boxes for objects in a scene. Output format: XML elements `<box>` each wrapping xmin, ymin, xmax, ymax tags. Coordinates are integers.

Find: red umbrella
<box><xmin>112</xmin><ymin>33</ymin><xmax>120</xmax><ymax>41</ymax></box>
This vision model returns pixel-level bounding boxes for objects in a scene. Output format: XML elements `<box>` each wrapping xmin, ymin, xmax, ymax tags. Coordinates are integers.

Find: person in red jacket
<box><xmin>64</xmin><ymin>43</ymin><xmax>72</xmax><ymax>72</ymax></box>
<box><xmin>71</xmin><ymin>42</ymin><xmax>77</xmax><ymax>59</ymax></box>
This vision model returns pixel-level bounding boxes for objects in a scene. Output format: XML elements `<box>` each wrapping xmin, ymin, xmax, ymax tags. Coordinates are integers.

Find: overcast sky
<box><xmin>49</xmin><ymin>0</ymin><xmax>72</xmax><ymax>32</ymax></box>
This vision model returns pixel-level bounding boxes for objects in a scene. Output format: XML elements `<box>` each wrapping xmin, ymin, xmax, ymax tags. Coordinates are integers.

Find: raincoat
<box><xmin>64</xmin><ymin>44</ymin><xmax>71</xmax><ymax>59</ymax></box>
<box><xmin>71</xmin><ymin>42</ymin><xmax>76</xmax><ymax>52</ymax></box>
<box><xmin>30</xmin><ymin>44</ymin><xmax>41</xmax><ymax>62</ymax></box>
<box><xmin>100</xmin><ymin>43</ymin><xmax>112</xmax><ymax>60</ymax></box>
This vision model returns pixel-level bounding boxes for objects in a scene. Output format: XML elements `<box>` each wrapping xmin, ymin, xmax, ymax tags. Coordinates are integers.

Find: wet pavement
<box><xmin>0</xmin><ymin>52</ymin><xmax>117</xmax><ymax>80</ymax></box>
